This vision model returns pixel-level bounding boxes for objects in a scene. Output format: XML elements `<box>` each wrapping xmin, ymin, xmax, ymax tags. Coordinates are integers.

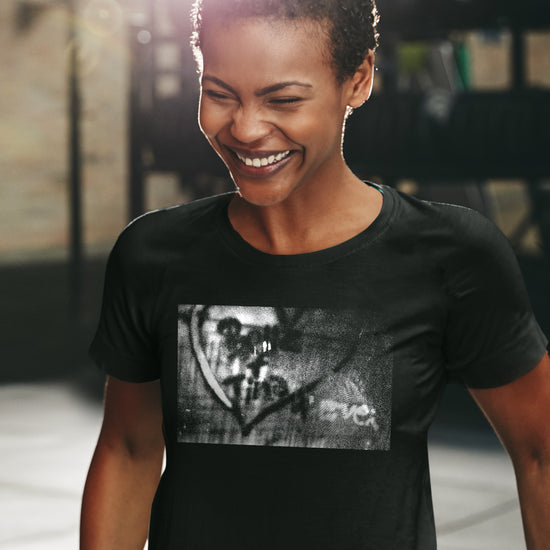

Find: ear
<box><xmin>346</xmin><ymin>51</ymin><xmax>375</xmax><ymax>109</ymax></box>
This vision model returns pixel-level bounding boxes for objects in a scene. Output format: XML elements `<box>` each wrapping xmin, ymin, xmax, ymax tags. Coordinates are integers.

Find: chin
<box><xmin>236</xmin><ymin>192</ymin><xmax>286</xmax><ymax>208</ymax></box>
<box><xmin>229</xmin><ymin>175</ymin><xmax>291</xmax><ymax>207</ymax></box>
<box><xmin>234</xmin><ymin>185</ymin><xmax>292</xmax><ymax>208</ymax></box>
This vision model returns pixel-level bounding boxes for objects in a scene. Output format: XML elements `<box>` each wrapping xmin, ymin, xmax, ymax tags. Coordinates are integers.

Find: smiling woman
<box><xmin>81</xmin><ymin>1</ymin><xmax>550</xmax><ymax>549</ymax></box>
<box><xmin>197</xmin><ymin>16</ymin><xmax>376</xmax><ymax>223</ymax></box>
<box><xmin>195</xmin><ymin>14</ymin><xmax>384</xmax><ymax>254</ymax></box>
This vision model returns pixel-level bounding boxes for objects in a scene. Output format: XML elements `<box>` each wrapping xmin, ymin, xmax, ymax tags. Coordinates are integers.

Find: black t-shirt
<box><xmin>90</xmin><ymin>184</ymin><xmax>547</xmax><ymax>549</ymax></box>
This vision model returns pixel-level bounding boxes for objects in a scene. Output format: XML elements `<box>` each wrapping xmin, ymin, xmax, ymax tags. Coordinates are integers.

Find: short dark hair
<box><xmin>190</xmin><ymin>0</ymin><xmax>380</xmax><ymax>83</ymax></box>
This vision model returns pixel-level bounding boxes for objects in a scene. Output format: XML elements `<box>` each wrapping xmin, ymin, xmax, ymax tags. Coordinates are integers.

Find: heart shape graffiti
<box><xmin>189</xmin><ymin>305</ymin><xmax>364</xmax><ymax>435</ymax></box>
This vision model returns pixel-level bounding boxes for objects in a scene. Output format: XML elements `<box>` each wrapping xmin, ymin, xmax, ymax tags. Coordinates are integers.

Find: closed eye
<box><xmin>203</xmin><ymin>89</ymin><xmax>234</xmax><ymax>101</ymax></box>
<box><xmin>269</xmin><ymin>97</ymin><xmax>303</xmax><ymax>104</ymax></box>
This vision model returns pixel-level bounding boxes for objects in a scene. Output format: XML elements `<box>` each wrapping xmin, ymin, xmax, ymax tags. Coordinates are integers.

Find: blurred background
<box><xmin>0</xmin><ymin>0</ymin><xmax>549</xmax><ymax>548</ymax></box>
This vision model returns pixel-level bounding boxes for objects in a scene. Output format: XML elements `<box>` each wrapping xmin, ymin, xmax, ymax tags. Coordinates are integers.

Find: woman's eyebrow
<box><xmin>201</xmin><ymin>75</ymin><xmax>312</xmax><ymax>96</ymax></box>
<box><xmin>201</xmin><ymin>76</ymin><xmax>237</xmax><ymax>95</ymax></box>
<box><xmin>255</xmin><ymin>81</ymin><xmax>313</xmax><ymax>96</ymax></box>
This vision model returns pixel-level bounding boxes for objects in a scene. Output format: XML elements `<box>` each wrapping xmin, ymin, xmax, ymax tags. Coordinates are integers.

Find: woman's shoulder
<box><xmin>119</xmin><ymin>192</ymin><xmax>231</xmax><ymax>241</ymax></box>
<box><xmin>389</xmin><ymin>186</ymin><xmax>507</xmax><ymax>254</ymax></box>
<box><xmin>109</xmin><ymin>192</ymin><xmax>234</xmax><ymax>266</ymax></box>
<box><xmin>384</xmin><ymin>188</ymin><xmax>524</xmax><ymax>301</ymax></box>
<box><xmin>125</xmin><ymin>192</ymin><xmax>232</xmax><ymax>236</ymax></box>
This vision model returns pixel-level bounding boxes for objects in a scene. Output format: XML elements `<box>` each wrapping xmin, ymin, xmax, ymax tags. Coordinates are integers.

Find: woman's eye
<box><xmin>269</xmin><ymin>97</ymin><xmax>302</xmax><ymax>105</ymax></box>
<box><xmin>204</xmin><ymin>90</ymin><xmax>232</xmax><ymax>100</ymax></box>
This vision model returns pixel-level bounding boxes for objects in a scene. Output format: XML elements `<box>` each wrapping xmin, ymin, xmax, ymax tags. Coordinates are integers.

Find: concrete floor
<box><xmin>0</xmin><ymin>382</ymin><xmax>526</xmax><ymax>550</ymax></box>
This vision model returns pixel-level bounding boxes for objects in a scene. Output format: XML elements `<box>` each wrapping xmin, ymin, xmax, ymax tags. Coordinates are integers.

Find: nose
<box><xmin>230</xmin><ymin>105</ymin><xmax>271</xmax><ymax>144</ymax></box>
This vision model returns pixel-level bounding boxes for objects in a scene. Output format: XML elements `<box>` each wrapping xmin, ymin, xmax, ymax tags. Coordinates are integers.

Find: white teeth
<box><xmin>235</xmin><ymin>150</ymin><xmax>291</xmax><ymax>167</ymax></box>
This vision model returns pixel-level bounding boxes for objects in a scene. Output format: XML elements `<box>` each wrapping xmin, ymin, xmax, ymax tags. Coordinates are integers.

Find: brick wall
<box><xmin>0</xmin><ymin>0</ymin><xmax>130</xmax><ymax>262</ymax></box>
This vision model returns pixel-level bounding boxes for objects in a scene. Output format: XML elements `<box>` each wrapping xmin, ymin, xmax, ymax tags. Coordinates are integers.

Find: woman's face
<box><xmin>198</xmin><ymin>17</ymin><xmax>373</xmax><ymax>207</ymax></box>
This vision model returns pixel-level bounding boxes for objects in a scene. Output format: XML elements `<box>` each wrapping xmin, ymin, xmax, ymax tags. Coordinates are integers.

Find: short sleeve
<box><xmin>89</xmin><ymin>226</ymin><xmax>160</xmax><ymax>382</ymax></box>
<box><xmin>442</xmin><ymin>209</ymin><xmax>547</xmax><ymax>388</ymax></box>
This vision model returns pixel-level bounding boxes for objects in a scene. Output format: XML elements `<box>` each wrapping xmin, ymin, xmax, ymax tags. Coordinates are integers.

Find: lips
<box><xmin>234</xmin><ymin>149</ymin><xmax>291</xmax><ymax>167</ymax></box>
<box><xmin>225</xmin><ymin>146</ymin><xmax>296</xmax><ymax>176</ymax></box>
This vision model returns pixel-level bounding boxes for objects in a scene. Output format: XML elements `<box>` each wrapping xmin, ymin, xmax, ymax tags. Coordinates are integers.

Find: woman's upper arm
<box><xmin>99</xmin><ymin>376</ymin><xmax>164</xmax><ymax>457</ymax></box>
<box><xmin>468</xmin><ymin>352</ymin><xmax>550</xmax><ymax>461</ymax></box>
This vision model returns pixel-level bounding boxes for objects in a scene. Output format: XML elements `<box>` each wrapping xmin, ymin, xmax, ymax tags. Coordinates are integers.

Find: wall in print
<box><xmin>177</xmin><ymin>305</ymin><xmax>392</xmax><ymax>450</ymax></box>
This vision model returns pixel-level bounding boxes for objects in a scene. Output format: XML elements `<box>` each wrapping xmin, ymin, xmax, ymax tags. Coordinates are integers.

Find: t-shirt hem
<box><xmin>461</xmin><ymin>327</ymin><xmax>548</xmax><ymax>389</ymax></box>
<box><xmin>89</xmin><ymin>335</ymin><xmax>160</xmax><ymax>383</ymax></box>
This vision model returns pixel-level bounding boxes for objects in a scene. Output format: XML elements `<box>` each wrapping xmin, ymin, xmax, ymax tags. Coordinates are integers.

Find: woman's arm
<box><xmin>80</xmin><ymin>376</ymin><xmax>165</xmax><ymax>550</ymax></box>
<box><xmin>469</xmin><ymin>352</ymin><xmax>550</xmax><ymax>549</ymax></box>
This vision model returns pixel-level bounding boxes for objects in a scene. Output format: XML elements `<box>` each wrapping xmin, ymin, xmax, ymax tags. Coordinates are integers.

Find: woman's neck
<box><xmin>227</xmin><ymin>171</ymin><xmax>383</xmax><ymax>255</ymax></box>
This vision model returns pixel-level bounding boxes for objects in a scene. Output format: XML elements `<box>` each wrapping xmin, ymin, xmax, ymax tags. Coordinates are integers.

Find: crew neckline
<box><xmin>217</xmin><ymin>182</ymin><xmax>395</xmax><ymax>268</ymax></box>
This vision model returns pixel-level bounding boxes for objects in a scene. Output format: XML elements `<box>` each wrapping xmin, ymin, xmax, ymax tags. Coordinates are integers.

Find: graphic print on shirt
<box><xmin>177</xmin><ymin>305</ymin><xmax>392</xmax><ymax>450</ymax></box>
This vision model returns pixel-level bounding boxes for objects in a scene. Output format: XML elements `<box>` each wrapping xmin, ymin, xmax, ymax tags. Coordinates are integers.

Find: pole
<box><xmin>67</xmin><ymin>0</ymin><xmax>83</xmax><ymax>324</ymax></box>
<box><xmin>128</xmin><ymin>28</ymin><xmax>145</xmax><ymax>221</ymax></box>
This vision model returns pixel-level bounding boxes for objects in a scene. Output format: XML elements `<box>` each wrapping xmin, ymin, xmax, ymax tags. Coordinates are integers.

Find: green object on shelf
<box><xmin>454</xmin><ymin>42</ymin><xmax>471</xmax><ymax>90</ymax></box>
<box><xmin>397</xmin><ymin>42</ymin><xmax>430</xmax><ymax>74</ymax></box>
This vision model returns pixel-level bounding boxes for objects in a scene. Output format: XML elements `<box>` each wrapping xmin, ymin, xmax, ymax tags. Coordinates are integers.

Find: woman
<box><xmin>81</xmin><ymin>1</ymin><xmax>550</xmax><ymax>548</ymax></box>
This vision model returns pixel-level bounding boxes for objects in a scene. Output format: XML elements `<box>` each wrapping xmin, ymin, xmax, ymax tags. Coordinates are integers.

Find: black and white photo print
<box><xmin>177</xmin><ymin>305</ymin><xmax>392</xmax><ymax>450</ymax></box>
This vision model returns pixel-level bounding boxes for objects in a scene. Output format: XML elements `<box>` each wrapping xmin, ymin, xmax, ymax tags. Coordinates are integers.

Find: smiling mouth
<box><xmin>232</xmin><ymin>149</ymin><xmax>292</xmax><ymax>168</ymax></box>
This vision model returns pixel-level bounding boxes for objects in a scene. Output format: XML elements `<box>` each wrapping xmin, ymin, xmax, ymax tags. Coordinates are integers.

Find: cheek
<box><xmin>294</xmin><ymin>111</ymin><xmax>344</xmax><ymax>152</ymax></box>
<box><xmin>292</xmin><ymin>96</ymin><xmax>346</xmax><ymax>143</ymax></box>
<box><xmin>198</xmin><ymin>100</ymin><xmax>223</xmax><ymax>142</ymax></box>
<box><xmin>198</xmin><ymin>103</ymin><xmax>213</xmax><ymax>139</ymax></box>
